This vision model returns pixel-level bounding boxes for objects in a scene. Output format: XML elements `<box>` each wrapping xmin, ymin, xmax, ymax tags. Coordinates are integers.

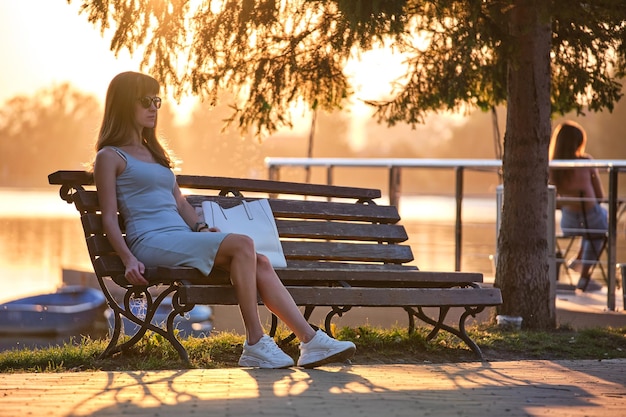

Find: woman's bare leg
<box><xmin>254</xmin><ymin>255</ymin><xmax>316</xmax><ymax>343</ymax></box>
<box><xmin>213</xmin><ymin>234</ymin><xmax>265</xmax><ymax>344</ymax></box>
<box><xmin>213</xmin><ymin>234</ymin><xmax>315</xmax><ymax>344</ymax></box>
<box><xmin>213</xmin><ymin>234</ymin><xmax>355</xmax><ymax>368</ymax></box>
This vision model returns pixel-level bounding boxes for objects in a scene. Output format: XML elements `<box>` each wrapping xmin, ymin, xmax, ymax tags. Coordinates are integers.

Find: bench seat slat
<box><xmin>208</xmin><ymin>267</ymin><xmax>484</xmax><ymax>286</ymax></box>
<box><xmin>180</xmin><ymin>286</ymin><xmax>502</xmax><ymax>307</ymax></box>
<box><xmin>275</xmin><ymin>268</ymin><xmax>484</xmax><ymax>285</ymax></box>
<box><xmin>154</xmin><ymin>261</ymin><xmax>421</xmax><ymax>282</ymax></box>
<box><xmin>94</xmin><ymin>255</ymin><xmax>482</xmax><ymax>287</ymax></box>
<box><xmin>291</xmin><ymin>286</ymin><xmax>502</xmax><ymax>307</ymax></box>
<box><xmin>92</xmin><ymin>256</ymin><xmax>226</xmax><ymax>286</ymax></box>
<box><xmin>282</xmin><ymin>260</ymin><xmax>419</xmax><ymax>271</ymax></box>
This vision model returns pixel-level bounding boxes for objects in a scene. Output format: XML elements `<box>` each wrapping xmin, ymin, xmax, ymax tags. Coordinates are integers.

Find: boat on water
<box><xmin>106</xmin><ymin>298</ymin><xmax>214</xmax><ymax>339</ymax></box>
<box><xmin>62</xmin><ymin>269</ymin><xmax>213</xmax><ymax>338</ymax></box>
<box><xmin>0</xmin><ymin>286</ymin><xmax>107</xmax><ymax>335</ymax></box>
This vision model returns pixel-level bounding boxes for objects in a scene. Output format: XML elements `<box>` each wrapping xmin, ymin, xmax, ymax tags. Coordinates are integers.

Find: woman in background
<box><xmin>93</xmin><ymin>71</ymin><xmax>356</xmax><ymax>368</ymax></box>
<box><xmin>549</xmin><ymin>120</ymin><xmax>607</xmax><ymax>292</ymax></box>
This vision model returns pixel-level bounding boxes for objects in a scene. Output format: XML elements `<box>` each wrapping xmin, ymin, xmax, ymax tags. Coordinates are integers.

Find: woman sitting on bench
<box><xmin>92</xmin><ymin>71</ymin><xmax>355</xmax><ymax>368</ymax></box>
<box><xmin>549</xmin><ymin>120</ymin><xmax>607</xmax><ymax>292</ymax></box>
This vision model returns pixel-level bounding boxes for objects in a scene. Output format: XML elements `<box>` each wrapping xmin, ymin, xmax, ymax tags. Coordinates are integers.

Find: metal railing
<box><xmin>265</xmin><ymin>157</ymin><xmax>626</xmax><ymax>311</ymax></box>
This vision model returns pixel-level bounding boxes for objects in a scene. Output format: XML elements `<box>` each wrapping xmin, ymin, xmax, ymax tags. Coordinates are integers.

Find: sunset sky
<box><xmin>0</xmin><ymin>1</ymin><xmax>411</xmax><ymax>131</ymax></box>
<box><xmin>0</xmin><ymin>1</ymin><xmax>207</xmax><ymax>125</ymax></box>
<box><xmin>0</xmin><ymin>1</ymin><xmax>141</xmax><ymax>104</ymax></box>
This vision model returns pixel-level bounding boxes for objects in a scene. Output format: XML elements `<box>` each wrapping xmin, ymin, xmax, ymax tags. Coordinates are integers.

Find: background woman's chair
<box><xmin>555</xmin><ymin>198</ymin><xmax>608</xmax><ymax>289</ymax></box>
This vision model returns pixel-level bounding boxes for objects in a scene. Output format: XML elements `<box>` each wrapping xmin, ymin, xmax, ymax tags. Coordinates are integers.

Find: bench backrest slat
<box><xmin>49</xmin><ymin>170</ymin><xmax>382</xmax><ymax>200</ymax></box>
<box><xmin>86</xmin><ymin>235</ymin><xmax>118</xmax><ymax>257</ymax></box>
<box><xmin>87</xmin><ymin>234</ymin><xmax>414</xmax><ymax>264</ymax></box>
<box><xmin>275</xmin><ymin>220</ymin><xmax>408</xmax><ymax>242</ymax></box>
<box><xmin>81</xmin><ymin>213</ymin><xmax>408</xmax><ymax>243</ymax></box>
<box><xmin>188</xmin><ymin>196</ymin><xmax>401</xmax><ymax>223</ymax></box>
<box><xmin>48</xmin><ymin>170</ymin><xmax>94</xmax><ymax>186</ymax></box>
<box><xmin>270</xmin><ymin>200</ymin><xmax>399</xmax><ymax>223</ymax></box>
<box><xmin>76</xmin><ymin>191</ymin><xmax>402</xmax><ymax>224</ymax></box>
<box><xmin>177</xmin><ymin>175</ymin><xmax>381</xmax><ymax>200</ymax></box>
<box><xmin>72</xmin><ymin>190</ymin><xmax>99</xmax><ymax>213</ymax></box>
<box><xmin>282</xmin><ymin>241</ymin><xmax>413</xmax><ymax>263</ymax></box>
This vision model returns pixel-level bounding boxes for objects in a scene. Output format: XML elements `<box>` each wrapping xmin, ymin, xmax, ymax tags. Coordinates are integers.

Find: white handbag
<box><xmin>202</xmin><ymin>199</ymin><xmax>287</xmax><ymax>267</ymax></box>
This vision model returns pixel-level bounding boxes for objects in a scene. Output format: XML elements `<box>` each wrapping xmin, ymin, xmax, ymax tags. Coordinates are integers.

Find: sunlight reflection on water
<box><xmin>0</xmin><ymin>188</ymin><xmax>77</xmax><ymax>218</ymax></box>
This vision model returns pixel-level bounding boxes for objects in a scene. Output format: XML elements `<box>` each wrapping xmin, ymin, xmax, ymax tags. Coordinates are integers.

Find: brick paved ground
<box><xmin>2</xmin><ymin>360</ymin><xmax>625</xmax><ymax>417</ymax></box>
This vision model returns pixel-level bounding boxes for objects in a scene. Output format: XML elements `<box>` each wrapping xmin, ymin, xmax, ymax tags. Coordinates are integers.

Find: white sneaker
<box><xmin>238</xmin><ymin>335</ymin><xmax>295</xmax><ymax>369</ymax></box>
<box><xmin>297</xmin><ymin>330</ymin><xmax>356</xmax><ymax>368</ymax></box>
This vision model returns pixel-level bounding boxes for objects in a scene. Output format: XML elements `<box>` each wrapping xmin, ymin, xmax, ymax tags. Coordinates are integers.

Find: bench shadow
<box><xmin>62</xmin><ymin>361</ymin><xmax>615</xmax><ymax>417</ymax></box>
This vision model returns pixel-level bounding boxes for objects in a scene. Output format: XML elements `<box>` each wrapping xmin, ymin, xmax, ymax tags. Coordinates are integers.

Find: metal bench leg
<box><xmin>99</xmin><ymin>283</ymin><xmax>190</xmax><ymax>363</ymax></box>
<box><xmin>404</xmin><ymin>307</ymin><xmax>416</xmax><ymax>334</ymax></box>
<box><xmin>404</xmin><ymin>305</ymin><xmax>486</xmax><ymax>360</ymax></box>
<box><xmin>324</xmin><ymin>306</ymin><xmax>352</xmax><ymax>337</ymax></box>
<box><xmin>457</xmin><ymin>306</ymin><xmax>487</xmax><ymax>360</ymax></box>
<box><xmin>273</xmin><ymin>305</ymin><xmax>317</xmax><ymax>343</ymax></box>
<box><xmin>96</xmin><ymin>276</ymin><xmax>125</xmax><ymax>359</ymax></box>
<box><xmin>99</xmin><ymin>311</ymin><xmax>123</xmax><ymax>360</ymax></box>
<box><xmin>269</xmin><ymin>314</ymin><xmax>279</xmax><ymax>337</ymax></box>
<box><xmin>100</xmin><ymin>288</ymin><xmax>153</xmax><ymax>358</ymax></box>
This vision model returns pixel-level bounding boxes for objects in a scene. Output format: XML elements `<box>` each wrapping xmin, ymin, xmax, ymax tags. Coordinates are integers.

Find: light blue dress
<box><xmin>112</xmin><ymin>147</ymin><xmax>227</xmax><ymax>275</ymax></box>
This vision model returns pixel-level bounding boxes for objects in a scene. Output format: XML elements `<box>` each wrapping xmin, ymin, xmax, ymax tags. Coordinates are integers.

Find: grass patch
<box><xmin>1</xmin><ymin>324</ymin><xmax>625</xmax><ymax>373</ymax></box>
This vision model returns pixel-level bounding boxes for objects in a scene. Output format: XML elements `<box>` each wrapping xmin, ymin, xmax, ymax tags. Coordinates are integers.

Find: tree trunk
<box><xmin>494</xmin><ymin>1</ymin><xmax>554</xmax><ymax>329</ymax></box>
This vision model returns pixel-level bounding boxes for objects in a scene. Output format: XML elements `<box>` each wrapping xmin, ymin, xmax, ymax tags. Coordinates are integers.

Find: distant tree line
<box><xmin>1</xmin><ymin>82</ymin><xmax>625</xmax><ymax>191</ymax></box>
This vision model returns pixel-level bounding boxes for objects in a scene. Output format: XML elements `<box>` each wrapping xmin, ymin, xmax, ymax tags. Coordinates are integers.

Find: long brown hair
<box><xmin>549</xmin><ymin>120</ymin><xmax>588</xmax><ymax>186</ymax></box>
<box><xmin>96</xmin><ymin>71</ymin><xmax>172</xmax><ymax>168</ymax></box>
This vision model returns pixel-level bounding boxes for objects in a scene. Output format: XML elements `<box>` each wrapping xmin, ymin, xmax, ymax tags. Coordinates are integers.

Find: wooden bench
<box><xmin>49</xmin><ymin>170</ymin><xmax>502</xmax><ymax>362</ymax></box>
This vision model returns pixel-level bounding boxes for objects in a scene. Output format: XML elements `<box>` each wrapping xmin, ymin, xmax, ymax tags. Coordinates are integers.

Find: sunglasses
<box><xmin>137</xmin><ymin>96</ymin><xmax>162</xmax><ymax>109</ymax></box>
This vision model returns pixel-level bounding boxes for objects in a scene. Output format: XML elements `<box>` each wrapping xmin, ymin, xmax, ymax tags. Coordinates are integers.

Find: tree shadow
<box><xmin>64</xmin><ymin>361</ymin><xmax>618</xmax><ymax>417</ymax></box>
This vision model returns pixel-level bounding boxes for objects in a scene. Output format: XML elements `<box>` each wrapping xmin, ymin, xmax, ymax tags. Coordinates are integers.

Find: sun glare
<box><xmin>343</xmin><ymin>47</ymin><xmax>410</xmax><ymax>150</ymax></box>
<box><xmin>0</xmin><ymin>1</ymin><xmax>198</xmax><ymax>122</ymax></box>
<box><xmin>0</xmin><ymin>2</ymin><xmax>142</xmax><ymax>103</ymax></box>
